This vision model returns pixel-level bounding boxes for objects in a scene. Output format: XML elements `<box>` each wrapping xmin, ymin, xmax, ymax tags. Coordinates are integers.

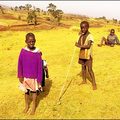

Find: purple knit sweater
<box><xmin>17</xmin><ymin>48</ymin><xmax>43</xmax><ymax>83</ymax></box>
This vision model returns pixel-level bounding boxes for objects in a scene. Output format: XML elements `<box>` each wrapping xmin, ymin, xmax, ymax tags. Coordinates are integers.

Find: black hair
<box><xmin>111</xmin><ymin>29</ymin><xmax>115</xmax><ymax>32</ymax></box>
<box><xmin>80</xmin><ymin>21</ymin><xmax>89</xmax><ymax>28</ymax></box>
<box><xmin>25</xmin><ymin>33</ymin><xmax>36</xmax><ymax>42</ymax></box>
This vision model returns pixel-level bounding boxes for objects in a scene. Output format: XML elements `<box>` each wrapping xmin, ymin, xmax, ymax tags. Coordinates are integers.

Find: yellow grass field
<box><xmin>1</xmin><ymin>25</ymin><xmax>120</xmax><ymax>119</ymax></box>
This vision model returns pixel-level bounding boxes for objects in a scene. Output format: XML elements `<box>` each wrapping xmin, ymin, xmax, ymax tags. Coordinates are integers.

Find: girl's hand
<box><xmin>46</xmin><ymin>73</ymin><xmax>49</xmax><ymax>78</ymax></box>
<box><xmin>19</xmin><ymin>78</ymin><xmax>24</xmax><ymax>83</ymax></box>
<box><xmin>38</xmin><ymin>84</ymin><xmax>43</xmax><ymax>92</ymax></box>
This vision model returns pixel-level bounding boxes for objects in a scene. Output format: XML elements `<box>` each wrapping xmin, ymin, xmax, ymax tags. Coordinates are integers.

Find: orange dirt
<box><xmin>0</xmin><ymin>13</ymin><xmax>17</xmax><ymax>20</ymax></box>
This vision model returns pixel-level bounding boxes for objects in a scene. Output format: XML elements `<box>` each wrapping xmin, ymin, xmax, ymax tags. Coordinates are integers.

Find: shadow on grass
<box><xmin>36</xmin><ymin>78</ymin><xmax>52</xmax><ymax>108</ymax></box>
<box><xmin>19</xmin><ymin>78</ymin><xmax>52</xmax><ymax>114</ymax></box>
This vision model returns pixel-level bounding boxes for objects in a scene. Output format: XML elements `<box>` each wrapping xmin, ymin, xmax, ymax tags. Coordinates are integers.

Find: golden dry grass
<box><xmin>0</xmin><ymin>26</ymin><xmax>120</xmax><ymax>119</ymax></box>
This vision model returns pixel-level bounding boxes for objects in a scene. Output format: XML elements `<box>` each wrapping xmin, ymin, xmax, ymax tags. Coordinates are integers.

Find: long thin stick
<box><xmin>57</xmin><ymin>47</ymin><xmax>76</xmax><ymax>103</ymax></box>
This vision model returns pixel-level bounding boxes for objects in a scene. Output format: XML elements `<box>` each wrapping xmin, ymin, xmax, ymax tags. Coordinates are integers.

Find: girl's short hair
<box><xmin>110</xmin><ymin>29</ymin><xmax>115</xmax><ymax>33</ymax></box>
<box><xmin>80</xmin><ymin>21</ymin><xmax>89</xmax><ymax>28</ymax></box>
<box><xmin>26</xmin><ymin>33</ymin><xmax>36</xmax><ymax>41</ymax></box>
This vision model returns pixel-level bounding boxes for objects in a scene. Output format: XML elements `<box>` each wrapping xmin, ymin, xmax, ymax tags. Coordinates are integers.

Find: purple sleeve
<box><xmin>37</xmin><ymin>53</ymin><xmax>43</xmax><ymax>84</ymax></box>
<box><xmin>17</xmin><ymin>50</ymin><xmax>23</xmax><ymax>78</ymax></box>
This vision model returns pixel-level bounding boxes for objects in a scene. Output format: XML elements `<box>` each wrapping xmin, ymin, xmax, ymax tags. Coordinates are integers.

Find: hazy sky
<box><xmin>1</xmin><ymin>1</ymin><xmax>120</xmax><ymax>20</ymax></box>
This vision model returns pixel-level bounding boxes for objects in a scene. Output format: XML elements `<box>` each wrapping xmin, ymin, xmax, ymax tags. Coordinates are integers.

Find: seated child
<box><xmin>98</xmin><ymin>29</ymin><xmax>120</xmax><ymax>47</ymax></box>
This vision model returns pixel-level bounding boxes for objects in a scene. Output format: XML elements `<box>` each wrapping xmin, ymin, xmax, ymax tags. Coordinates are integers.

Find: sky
<box><xmin>0</xmin><ymin>1</ymin><xmax>120</xmax><ymax>20</ymax></box>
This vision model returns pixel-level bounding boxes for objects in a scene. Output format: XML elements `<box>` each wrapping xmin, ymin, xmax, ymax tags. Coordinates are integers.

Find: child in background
<box><xmin>17</xmin><ymin>33</ymin><xmax>43</xmax><ymax>115</ymax></box>
<box><xmin>40</xmin><ymin>52</ymin><xmax>49</xmax><ymax>91</ymax></box>
<box><xmin>75</xmin><ymin>21</ymin><xmax>97</xmax><ymax>90</ymax></box>
<box><xmin>98</xmin><ymin>29</ymin><xmax>120</xmax><ymax>47</ymax></box>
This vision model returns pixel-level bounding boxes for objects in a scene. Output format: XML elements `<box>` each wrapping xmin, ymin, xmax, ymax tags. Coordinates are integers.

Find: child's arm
<box><xmin>19</xmin><ymin>78</ymin><xmax>24</xmax><ymax>83</ymax></box>
<box><xmin>37</xmin><ymin>53</ymin><xmax>43</xmax><ymax>84</ymax></box>
<box><xmin>115</xmin><ymin>35</ymin><xmax>120</xmax><ymax>44</ymax></box>
<box><xmin>44</xmin><ymin>66</ymin><xmax>49</xmax><ymax>78</ymax></box>
<box><xmin>18</xmin><ymin>50</ymin><xmax>24</xmax><ymax>83</ymax></box>
<box><xmin>75</xmin><ymin>40</ymin><xmax>92</xmax><ymax>49</ymax></box>
<box><xmin>107</xmin><ymin>35</ymin><xmax>110</xmax><ymax>42</ymax></box>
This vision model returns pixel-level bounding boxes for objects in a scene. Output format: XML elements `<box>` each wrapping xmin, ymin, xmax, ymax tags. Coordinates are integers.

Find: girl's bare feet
<box><xmin>23</xmin><ymin>106</ymin><xmax>29</xmax><ymax>113</ymax></box>
<box><xmin>26</xmin><ymin>108</ymin><xmax>35</xmax><ymax>115</ymax></box>
<box><xmin>30</xmin><ymin>110</ymin><xmax>35</xmax><ymax>115</ymax></box>
<box><xmin>29</xmin><ymin>107</ymin><xmax>36</xmax><ymax>115</ymax></box>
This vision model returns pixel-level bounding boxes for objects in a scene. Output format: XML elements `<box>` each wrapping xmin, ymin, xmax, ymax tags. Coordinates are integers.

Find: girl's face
<box><xmin>80</xmin><ymin>23</ymin><xmax>89</xmax><ymax>35</ymax></box>
<box><xmin>110</xmin><ymin>30</ymin><xmax>115</xmax><ymax>36</ymax></box>
<box><xmin>26</xmin><ymin>36</ymin><xmax>36</xmax><ymax>49</ymax></box>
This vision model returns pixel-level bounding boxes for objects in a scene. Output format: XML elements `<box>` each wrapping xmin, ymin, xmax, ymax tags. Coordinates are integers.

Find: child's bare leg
<box><xmin>101</xmin><ymin>37</ymin><xmax>106</xmax><ymax>45</ymax></box>
<box><xmin>30</xmin><ymin>92</ymin><xmax>37</xmax><ymax>115</ymax></box>
<box><xmin>81</xmin><ymin>65</ymin><xmax>87</xmax><ymax>84</ymax></box>
<box><xmin>23</xmin><ymin>92</ymin><xmax>30</xmax><ymax>113</ymax></box>
<box><xmin>98</xmin><ymin>37</ymin><xmax>106</xmax><ymax>46</ymax></box>
<box><xmin>87</xmin><ymin>63</ymin><xmax>97</xmax><ymax>90</ymax></box>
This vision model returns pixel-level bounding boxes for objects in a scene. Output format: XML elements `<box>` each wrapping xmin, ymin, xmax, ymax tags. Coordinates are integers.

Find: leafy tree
<box><xmin>0</xmin><ymin>6</ymin><xmax>4</xmax><ymax>14</ymax></box>
<box><xmin>113</xmin><ymin>18</ymin><xmax>117</xmax><ymax>24</ymax></box>
<box><xmin>22</xmin><ymin>6</ymin><xmax>26</xmax><ymax>10</ymax></box>
<box><xmin>47</xmin><ymin>3</ymin><xmax>56</xmax><ymax>12</ymax></box>
<box><xmin>47</xmin><ymin>3</ymin><xmax>63</xmax><ymax>24</ymax></box>
<box><xmin>14</xmin><ymin>6</ymin><xmax>18</xmax><ymax>11</ymax></box>
<box><xmin>101</xmin><ymin>16</ymin><xmax>106</xmax><ymax>20</ymax></box>
<box><xmin>19</xmin><ymin>6</ymin><xmax>25</xmax><ymax>10</ymax></box>
<box><xmin>36</xmin><ymin>8</ymin><xmax>40</xmax><ymax>13</ymax></box>
<box><xmin>54</xmin><ymin>9</ymin><xmax>63</xmax><ymax>23</ymax></box>
<box><xmin>25</xmin><ymin>4</ymin><xmax>32</xmax><ymax>11</ymax></box>
<box><xmin>11</xmin><ymin>7</ymin><xmax>13</xmax><ymax>10</ymax></box>
<box><xmin>27</xmin><ymin>10</ymin><xmax>37</xmax><ymax>25</ymax></box>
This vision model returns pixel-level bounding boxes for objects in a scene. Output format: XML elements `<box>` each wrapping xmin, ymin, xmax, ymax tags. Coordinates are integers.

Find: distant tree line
<box><xmin>95</xmin><ymin>16</ymin><xmax>120</xmax><ymax>24</ymax></box>
<box><xmin>10</xmin><ymin>3</ymin><xmax>63</xmax><ymax>25</ymax></box>
<box><xmin>5</xmin><ymin>3</ymin><xmax>120</xmax><ymax>26</ymax></box>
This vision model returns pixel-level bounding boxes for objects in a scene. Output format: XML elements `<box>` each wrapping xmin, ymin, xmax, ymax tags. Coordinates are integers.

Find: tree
<box><xmin>96</xmin><ymin>16</ymin><xmax>106</xmax><ymax>20</ymax></box>
<box><xmin>11</xmin><ymin>7</ymin><xmax>13</xmax><ymax>10</ymax></box>
<box><xmin>47</xmin><ymin>3</ymin><xmax>56</xmax><ymax>19</ymax></box>
<box><xmin>47</xmin><ymin>3</ymin><xmax>56</xmax><ymax>11</ymax></box>
<box><xmin>25</xmin><ymin>4</ymin><xmax>32</xmax><ymax>11</ymax></box>
<box><xmin>0</xmin><ymin>6</ymin><xmax>4</xmax><ymax>14</ymax></box>
<box><xmin>19</xmin><ymin>6</ymin><xmax>26</xmax><ymax>10</ymax></box>
<box><xmin>101</xmin><ymin>16</ymin><xmax>106</xmax><ymax>20</ymax></box>
<box><xmin>47</xmin><ymin>3</ymin><xmax>63</xmax><ymax>25</ymax></box>
<box><xmin>19</xmin><ymin>6</ymin><xmax>24</xmax><ymax>10</ymax></box>
<box><xmin>113</xmin><ymin>18</ymin><xmax>117</xmax><ymax>24</ymax></box>
<box><xmin>36</xmin><ymin>8</ymin><xmax>40</xmax><ymax>12</ymax></box>
<box><xmin>27</xmin><ymin>10</ymin><xmax>37</xmax><ymax>25</ymax></box>
<box><xmin>14</xmin><ymin>6</ymin><xmax>18</xmax><ymax>11</ymax></box>
<box><xmin>54</xmin><ymin>9</ymin><xmax>63</xmax><ymax>23</ymax></box>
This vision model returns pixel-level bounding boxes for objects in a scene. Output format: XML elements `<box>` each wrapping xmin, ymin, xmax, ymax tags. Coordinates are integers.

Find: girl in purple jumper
<box><xmin>18</xmin><ymin>33</ymin><xmax>43</xmax><ymax>115</ymax></box>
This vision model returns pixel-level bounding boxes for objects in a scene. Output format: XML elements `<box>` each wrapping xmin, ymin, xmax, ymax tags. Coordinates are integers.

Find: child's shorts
<box><xmin>78</xmin><ymin>56</ymin><xmax>92</xmax><ymax>66</ymax></box>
